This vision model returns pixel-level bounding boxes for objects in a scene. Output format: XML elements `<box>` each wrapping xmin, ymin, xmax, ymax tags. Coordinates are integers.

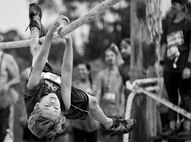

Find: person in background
<box><xmin>95</xmin><ymin>43</ymin><xmax>126</xmax><ymax>142</ymax></box>
<box><xmin>118</xmin><ymin>38</ymin><xmax>131</xmax><ymax>85</ymax></box>
<box><xmin>0</xmin><ymin>49</ymin><xmax>20</xmax><ymax>142</ymax></box>
<box><xmin>71</xmin><ymin>61</ymin><xmax>99</xmax><ymax>142</ymax></box>
<box><xmin>160</xmin><ymin>0</ymin><xmax>191</xmax><ymax>136</ymax></box>
<box><xmin>118</xmin><ymin>38</ymin><xmax>131</xmax><ymax>111</ymax></box>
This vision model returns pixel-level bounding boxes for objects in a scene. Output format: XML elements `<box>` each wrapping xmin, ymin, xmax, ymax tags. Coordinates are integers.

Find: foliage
<box><xmin>36</xmin><ymin>0</ymin><xmax>130</xmax><ymax>61</ymax></box>
<box><xmin>0</xmin><ymin>0</ymin><xmax>130</xmax><ymax>72</ymax></box>
<box><xmin>85</xmin><ymin>5</ymin><xmax>130</xmax><ymax>60</ymax></box>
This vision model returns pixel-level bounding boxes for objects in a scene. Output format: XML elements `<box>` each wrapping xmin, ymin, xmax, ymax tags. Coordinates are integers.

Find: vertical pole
<box><xmin>128</xmin><ymin>0</ymin><xmax>161</xmax><ymax>141</ymax></box>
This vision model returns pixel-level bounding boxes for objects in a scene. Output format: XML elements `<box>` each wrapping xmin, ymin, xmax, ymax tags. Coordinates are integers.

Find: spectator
<box><xmin>118</xmin><ymin>38</ymin><xmax>131</xmax><ymax>110</ymax></box>
<box><xmin>160</xmin><ymin>0</ymin><xmax>191</xmax><ymax>136</ymax></box>
<box><xmin>118</xmin><ymin>38</ymin><xmax>131</xmax><ymax>85</ymax></box>
<box><xmin>71</xmin><ymin>61</ymin><xmax>99</xmax><ymax>142</ymax></box>
<box><xmin>95</xmin><ymin>44</ymin><xmax>125</xmax><ymax>142</ymax></box>
<box><xmin>0</xmin><ymin>49</ymin><xmax>20</xmax><ymax>142</ymax></box>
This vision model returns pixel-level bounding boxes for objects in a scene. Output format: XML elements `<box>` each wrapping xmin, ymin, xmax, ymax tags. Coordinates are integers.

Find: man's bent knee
<box><xmin>88</xmin><ymin>95</ymin><xmax>99</xmax><ymax>109</ymax></box>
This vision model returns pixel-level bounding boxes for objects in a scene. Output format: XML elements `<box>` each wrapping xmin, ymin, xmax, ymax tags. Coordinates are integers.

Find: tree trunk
<box><xmin>129</xmin><ymin>0</ymin><xmax>158</xmax><ymax>141</ymax></box>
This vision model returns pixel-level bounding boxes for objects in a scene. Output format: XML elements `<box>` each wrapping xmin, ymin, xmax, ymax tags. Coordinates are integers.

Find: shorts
<box><xmin>64</xmin><ymin>87</ymin><xmax>89</xmax><ymax>120</ymax></box>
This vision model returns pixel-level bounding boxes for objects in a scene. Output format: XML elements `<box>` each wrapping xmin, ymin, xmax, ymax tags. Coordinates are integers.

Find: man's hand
<box><xmin>182</xmin><ymin>67</ymin><xmax>191</xmax><ymax>79</ymax></box>
<box><xmin>52</xmin><ymin>15</ymin><xmax>64</xmax><ymax>29</ymax></box>
<box><xmin>110</xmin><ymin>43</ymin><xmax>120</xmax><ymax>54</ymax></box>
<box><xmin>0</xmin><ymin>83</ymin><xmax>10</xmax><ymax>94</ymax></box>
<box><xmin>57</xmin><ymin>16</ymin><xmax>71</xmax><ymax>39</ymax></box>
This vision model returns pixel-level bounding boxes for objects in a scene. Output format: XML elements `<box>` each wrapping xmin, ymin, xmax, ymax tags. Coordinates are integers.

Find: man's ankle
<box><xmin>103</xmin><ymin>119</ymin><xmax>113</xmax><ymax>129</ymax></box>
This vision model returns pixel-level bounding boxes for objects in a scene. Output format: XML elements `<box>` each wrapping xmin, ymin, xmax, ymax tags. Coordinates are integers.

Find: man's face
<box><xmin>38</xmin><ymin>93</ymin><xmax>61</xmax><ymax>120</ymax></box>
<box><xmin>120</xmin><ymin>40</ymin><xmax>131</xmax><ymax>60</ymax></box>
<box><xmin>77</xmin><ymin>64</ymin><xmax>89</xmax><ymax>81</ymax></box>
<box><xmin>105</xmin><ymin>50</ymin><xmax>116</xmax><ymax>65</ymax></box>
<box><xmin>171</xmin><ymin>2</ymin><xmax>183</xmax><ymax>13</ymax></box>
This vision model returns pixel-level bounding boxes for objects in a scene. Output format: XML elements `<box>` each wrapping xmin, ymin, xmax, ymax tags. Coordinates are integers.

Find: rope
<box><xmin>123</xmin><ymin>91</ymin><xmax>136</xmax><ymax>142</ymax></box>
<box><xmin>0</xmin><ymin>0</ymin><xmax>122</xmax><ymax>49</ymax></box>
<box><xmin>131</xmin><ymin>78</ymin><xmax>191</xmax><ymax>120</ymax></box>
<box><xmin>140</xmin><ymin>87</ymin><xmax>191</xmax><ymax>120</ymax></box>
<box><xmin>123</xmin><ymin>77</ymin><xmax>191</xmax><ymax>142</ymax></box>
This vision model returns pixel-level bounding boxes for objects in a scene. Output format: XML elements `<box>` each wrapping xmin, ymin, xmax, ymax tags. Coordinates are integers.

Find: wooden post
<box><xmin>129</xmin><ymin>0</ymin><xmax>161</xmax><ymax>141</ymax></box>
<box><xmin>0</xmin><ymin>0</ymin><xmax>122</xmax><ymax>50</ymax></box>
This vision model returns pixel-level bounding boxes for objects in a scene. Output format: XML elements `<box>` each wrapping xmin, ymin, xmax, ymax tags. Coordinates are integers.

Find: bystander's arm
<box><xmin>4</xmin><ymin>54</ymin><xmax>20</xmax><ymax>90</ymax></box>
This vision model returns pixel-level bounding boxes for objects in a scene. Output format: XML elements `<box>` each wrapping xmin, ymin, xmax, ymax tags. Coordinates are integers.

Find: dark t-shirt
<box><xmin>24</xmin><ymin>79</ymin><xmax>64</xmax><ymax>118</ymax></box>
<box><xmin>161</xmin><ymin>19</ymin><xmax>191</xmax><ymax>72</ymax></box>
<box><xmin>24</xmin><ymin>64</ymin><xmax>89</xmax><ymax>120</ymax></box>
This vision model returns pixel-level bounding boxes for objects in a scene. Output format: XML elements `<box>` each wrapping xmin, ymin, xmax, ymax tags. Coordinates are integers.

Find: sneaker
<box><xmin>100</xmin><ymin>118</ymin><xmax>136</xmax><ymax>135</ymax></box>
<box><xmin>26</xmin><ymin>3</ymin><xmax>45</xmax><ymax>37</ymax></box>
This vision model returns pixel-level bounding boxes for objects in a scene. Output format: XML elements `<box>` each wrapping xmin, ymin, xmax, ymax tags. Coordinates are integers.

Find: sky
<box><xmin>0</xmin><ymin>0</ymin><xmax>29</xmax><ymax>36</ymax></box>
<box><xmin>0</xmin><ymin>0</ymin><xmax>59</xmax><ymax>38</ymax></box>
<box><xmin>0</xmin><ymin>0</ymin><xmax>171</xmax><ymax>38</ymax></box>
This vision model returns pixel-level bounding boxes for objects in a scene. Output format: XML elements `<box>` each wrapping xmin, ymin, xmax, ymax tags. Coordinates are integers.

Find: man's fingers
<box><xmin>59</xmin><ymin>15</ymin><xmax>70</xmax><ymax>24</ymax></box>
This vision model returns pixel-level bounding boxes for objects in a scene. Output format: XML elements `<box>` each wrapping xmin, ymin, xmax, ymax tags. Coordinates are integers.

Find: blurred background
<box><xmin>0</xmin><ymin>0</ymin><xmax>131</xmax><ymax>71</ymax></box>
<box><xmin>0</xmin><ymin>0</ymin><xmax>171</xmax><ymax>141</ymax></box>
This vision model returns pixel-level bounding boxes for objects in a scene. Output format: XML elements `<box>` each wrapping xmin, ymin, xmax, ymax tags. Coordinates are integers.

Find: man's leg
<box><xmin>87</xmin><ymin>94</ymin><xmax>136</xmax><ymax>135</ymax></box>
<box><xmin>28</xmin><ymin>3</ymin><xmax>44</xmax><ymax>66</ymax></box>
<box><xmin>30</xmin><ymin>27</ymin><xmax>41</xmax><ymax>66</ymax></box>
<box><xmin>0</xmin><ymin>107</ymin><xmax>10</xmax><ymax>142</ymax></box>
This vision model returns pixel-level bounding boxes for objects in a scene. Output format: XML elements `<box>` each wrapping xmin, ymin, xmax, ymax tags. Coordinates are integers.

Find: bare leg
<box><xmin>87</xmin><ymin>94</ymin><xmax>136</xmax><ymax>135</ymax></box>
<box><xmin>88</xmin><ymin>94</ymin><xmax>113</xmax><ymax>128</ymax></box>
<box><xmin>28</xmin><ymin>2</ymin><xmax>44</xmax><ymax>66</ymax></box>
<box><xmin>30</xmin><ymin>27</ymin><xmax>41</xmax><ymax>66</ymax></box>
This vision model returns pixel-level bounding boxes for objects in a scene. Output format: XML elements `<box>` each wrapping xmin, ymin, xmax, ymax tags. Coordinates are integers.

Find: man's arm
<box><xmin>182</xmin><ymin>43</ymin><xmax>191</xmax><ymax>79</ymax></box>
<box><xmin>5</xmin><ymin>54</ymin><xmax>20</xmax><ymax>89</ymax></box>
<box><xmin>181</xmin><ymin>23</ymin><xmax>191</xmax><ymax>79</ymax></box>
<box><xmin>27</xmin><ymin>16</ymin><xmax>62</xmax><ymax>89</ymax></box>
<box><xmin>110</xmin><ymin>43</ymin><xmax>124</xmax><ymax>66</ymax></box>
<box><xmin>60</xmin><ymin>35</ymin><xmax>73</xmax><ymax>110</ymax></box>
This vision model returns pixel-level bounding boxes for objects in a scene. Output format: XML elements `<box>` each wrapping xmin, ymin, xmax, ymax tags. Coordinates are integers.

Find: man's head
<box><xmin>104</xmin><ymin>45</ymin><xmax>118</xmax><ymax>66</ymax></box>
<box><xmin>28</xmin><ymin>93</ymin><xmax>64</xmax><ymax>138</ymax></box>
<box><xmin>120</xmin><ymin>38</ymin><xmax>131</xmax><ymax>61</ymax></box>
<box><xmin>171</xmin><ymin>0</ymin><xmax>187</xmax><ymax>13</ymax></box>
<box><xmin>77</xmin><ymin>62</ymin><xmax>91</xmax><ymax>81</ymax></box>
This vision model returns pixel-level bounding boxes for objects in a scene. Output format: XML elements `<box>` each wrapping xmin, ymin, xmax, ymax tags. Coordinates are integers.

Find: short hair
<box><xmin>28</xmin><ymin>105</ymin><xmax>65</xmax><ymax>139</ymax></box>
<box><xmin>171</xmin><ymin>0</ymin><xmax>187</xmax><ymax>5</ymax></box>
<box><xmin>122</xmin><ymin>38</ymin><xmax>130</xmax><ymax>44</ymax></box>
<box><xmin>105</xmin><ymin>44</ymin><xmax>118</xmax><ymax>55</ymax></box>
